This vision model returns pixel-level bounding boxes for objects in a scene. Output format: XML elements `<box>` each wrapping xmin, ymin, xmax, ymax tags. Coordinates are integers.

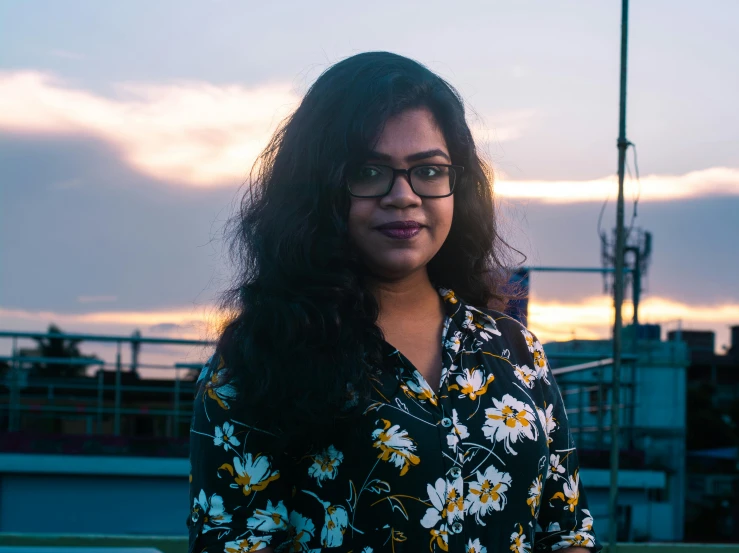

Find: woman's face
<box><xmin>348</xmin><ymin>107</ymin><xmax>454</xmax><ymax>281</ymax></box>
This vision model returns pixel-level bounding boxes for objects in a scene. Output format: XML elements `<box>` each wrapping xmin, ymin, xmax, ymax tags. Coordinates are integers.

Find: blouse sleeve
<box><xmin>187</xmin><ymin>351</ymin><xmax>294</xmax><ymax>553</ymax></box>
<box><xmin>528</xmin><ymin>332</ymin><xmax>603</xmax><ymax>552</ymax></box>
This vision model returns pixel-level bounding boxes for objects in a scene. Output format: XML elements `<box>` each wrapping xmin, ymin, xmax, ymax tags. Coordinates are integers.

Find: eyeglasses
<box><xmin>345</xmin><ymin>164</ymin><xmax>464</xmax><ymax>198</ymax></box>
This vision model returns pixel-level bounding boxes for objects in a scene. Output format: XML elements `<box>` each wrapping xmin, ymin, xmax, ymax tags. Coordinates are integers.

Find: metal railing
<box><xmin>0</xmin><ymin>330</ymin><xmax>214</xmax><ymax>442</ymax></box>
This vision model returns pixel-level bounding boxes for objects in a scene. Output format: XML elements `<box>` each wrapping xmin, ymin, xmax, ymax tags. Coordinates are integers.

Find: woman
<box><xmin>188</xmin><ymin>51</ymin><xmax>600</xmax><ymax>553</ymax></box>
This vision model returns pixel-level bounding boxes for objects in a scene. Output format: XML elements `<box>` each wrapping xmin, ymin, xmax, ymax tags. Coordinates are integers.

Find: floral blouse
<box><xmin>188</xmin><ymin>288</ymin><xmax>601</xmax><ymax>553</ymax></box>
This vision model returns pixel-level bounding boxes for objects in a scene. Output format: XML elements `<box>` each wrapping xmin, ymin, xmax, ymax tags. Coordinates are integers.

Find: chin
<box><xmin>370</xmin><ymin>255</ymin><xmax>430</xmax><ymax>280</ymax></box>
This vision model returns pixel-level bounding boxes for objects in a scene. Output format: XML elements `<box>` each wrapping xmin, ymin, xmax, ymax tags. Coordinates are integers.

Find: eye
<box><xmin>413</xmin><ymin>165</ymin><xmax>445</xmax><ymax>179</ymax></box>
<box><xmin>358</xmin><ymin>166</ymin><xmax>381</xmax><ymax>179</ymax></box>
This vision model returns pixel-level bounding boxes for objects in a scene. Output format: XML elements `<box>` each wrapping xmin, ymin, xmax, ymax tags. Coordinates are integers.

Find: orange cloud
<box><xmin>2</xmin><ymin>296</ymin><xmax>737</xmax><ymax>356</ymax></box>
<box><xmin>0</xmin><ymin>70</ymin><xmax>299</xmax><ymax>186</ymax></box>
<box><xmin>1</xmin><ymin>70</ymin><xmax>737</xmax><ymax>200</ymax></box>
<box><xmin>528</xmin><ymin>295</ymin><xmax>739</xmax><ymax>353</ymax></box>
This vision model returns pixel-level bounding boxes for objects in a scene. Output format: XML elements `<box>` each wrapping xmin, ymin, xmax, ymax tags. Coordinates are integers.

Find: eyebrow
<box><xmin>367</xmin><ymin>149</ymin><xmax>451</xmax><ymax>163</ymax></box>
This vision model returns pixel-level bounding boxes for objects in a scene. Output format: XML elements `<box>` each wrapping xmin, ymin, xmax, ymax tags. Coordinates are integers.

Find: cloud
<box><xmin>0</xmin><ymin>70</ymin><xmax>300</xmax><ymax>186</ymax></box>
<box><xmin>0</xmin><ymin>304</ymin><xmax>224</xmax><ymax>343</ymax></box>
<box><xmin>77</xmin><ymin>295</ymin><xmax>117</xmax><ymax>304</ymax></box>
<box><xmin>2</xmin><ymin>296</ymin><xmax>737</xmax><ymax>358</ymax></box>
<box><xmin>495</xmin><ymin>167</ymin><xmax>739</xmax><ymax>203</ymax></box>
<box><xmin>528</xmin><ymin>295</ymin><xmax>739</xmax><ymax>353</ymax></box>
<box><xmin>49</xmin><ymin>50</ymin><xmax>86</xmax><ymax>61</ymax></box>
<box><xmin>1</xmin><ymin>70</ymin><xmax>737</xmax><ymax>201</ymax></box>
<box><xmin>470</xmin><ymin>109</ymin><xmax>536</xmax><ymax>145</ymax></box>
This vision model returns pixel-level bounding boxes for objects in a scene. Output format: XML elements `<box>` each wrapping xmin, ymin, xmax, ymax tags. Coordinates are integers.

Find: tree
<box><xmin>29</xmin><ymin>324</ymin><xmax>101</xmax><ymax>379</ymax></box>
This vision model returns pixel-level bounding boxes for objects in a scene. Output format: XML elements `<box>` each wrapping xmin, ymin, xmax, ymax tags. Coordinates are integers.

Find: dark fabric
<box><xmin>188</xmin><ymin>288</ymin><xmax>601</xmax><ymax>553</ymax></box>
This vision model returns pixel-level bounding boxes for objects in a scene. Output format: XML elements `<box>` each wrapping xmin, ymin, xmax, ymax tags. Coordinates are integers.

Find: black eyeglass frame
<box><xmin>345</xmin><ymin>163</ymin><xmax>465</xmax><ymax>198</ymax></box>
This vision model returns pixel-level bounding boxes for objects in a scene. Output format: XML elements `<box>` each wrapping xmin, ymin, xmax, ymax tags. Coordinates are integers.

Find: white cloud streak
<box><xmin>0</xmin><ymin>70</ymin><xmax>737</xmax><ymax>201</ymax></box>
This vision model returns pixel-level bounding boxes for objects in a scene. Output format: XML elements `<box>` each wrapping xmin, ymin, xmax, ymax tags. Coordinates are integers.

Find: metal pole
<box><xmin>114</xmin><ymin>341</ymin><xmax>122</xmax><ymax>436</ymax></box>
<box><xmin>610</xmin><ymin>0</ymin><xmax>630</xmax><ymax>549</ymax></box>
<box><xmin>97</xmin><ymin>369</ymin><xmax>104</xmax><ymax>434</ymax></box>
<box><xmin>8</xmin><ymin>337</ymin><xmax>19</xmax><ymax>432</ymax></box>
<box><xmin>173</xmin><ymin>368</ymin><xmax>181</xmax><ymax>438</ymax></box>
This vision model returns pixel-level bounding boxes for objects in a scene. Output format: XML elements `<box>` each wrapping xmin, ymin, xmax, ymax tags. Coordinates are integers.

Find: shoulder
<box><xmin>466</xmin><ymin>305</ymin><xmax>538</xmax><ymax>350</ymax></box>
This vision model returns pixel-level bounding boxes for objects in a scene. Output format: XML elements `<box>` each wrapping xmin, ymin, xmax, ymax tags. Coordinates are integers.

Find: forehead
<box><xmin>372</xmin><ymin>108</ymin><xmax>448</xmax><ymax>158</ymax></box>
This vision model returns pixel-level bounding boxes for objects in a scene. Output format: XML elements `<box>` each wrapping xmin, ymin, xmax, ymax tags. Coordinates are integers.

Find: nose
<box><xmin>379</xmin><ymin>172</ymin><xmax>422</xmax><ymax>209</ymax></box>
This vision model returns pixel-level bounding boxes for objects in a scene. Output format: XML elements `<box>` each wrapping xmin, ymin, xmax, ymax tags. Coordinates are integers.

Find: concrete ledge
<box><xmin>581</xmin><ymin>468</ymin><xmax>667</xmax><ymax>489</ymax></box>
<box><xmin>2</xmin><ymin>535</ymin><xmax>739</xmax><ymax>553</ymax></box>
<box><xmin>0</xmin><ymin>454</ymin><xmax>188</xmax><ymax>477</ymax></box>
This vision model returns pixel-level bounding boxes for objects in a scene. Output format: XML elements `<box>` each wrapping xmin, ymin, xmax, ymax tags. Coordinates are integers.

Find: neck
<box><xmin>368</xmin><ymin>269</ymin><xmax>442</xmax><ymax>323</ymax></box>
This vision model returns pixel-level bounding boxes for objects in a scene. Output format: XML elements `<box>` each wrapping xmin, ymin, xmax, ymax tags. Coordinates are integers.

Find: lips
<box><xmin>374</xmin><ymin>221</ymin><xmax>423</xmax><ymax>230</ymax></box>
<box><xmin>374</xmin><ymin>220</ymin><xmax>424</xmax><ymax>240</ymax></box>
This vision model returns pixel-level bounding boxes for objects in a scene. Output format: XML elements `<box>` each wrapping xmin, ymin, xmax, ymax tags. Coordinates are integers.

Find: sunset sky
<box><xmin>1</xmin><ymin>0</ymin><xmax>737</xmax><ymax>367</ymax></box>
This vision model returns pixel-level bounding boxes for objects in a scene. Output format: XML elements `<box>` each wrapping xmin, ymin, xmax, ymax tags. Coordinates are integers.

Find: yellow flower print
<box><xmin>526</xmin><ymin>475</ymin><xmax>542</xmax><ymax>516</ymax></box>
<box><xmin>537</xmin><ymin>404</ymin><xmax>557</xmax><ymax>445</ymax></box>
<box><xmin>440</xmin><ymin>287</ymin><xmax>458</xmax><ymax>304</ymax></box>
<box><xmin>449</xmin><ymin>368</ymin><xmax>494</xmax><ymax>400</ymax></box>
<box><xmin>429</xmin><ymin>526</ymin><xmax>449</xmax><ymax>552</ymax></box>
<box><xmin>551</xmin><ymin>469</ymin><xmax>581</xmax><ymax>512</ymax></box>
<box><xmin>218</xmin><ymin>453</ymin><xmax>280</xmax><ymax>496</ymax></box>
<box><xmin>509</xmin><ymin>523</ymin><xmax>531</xmax><ymax>553</ymax></box>
<box><xmin>246</xmin><ymin>499</ymin><xmax>289</xmax><ymax>532</ymax></box>
<box><xmin>513</xmin><ymin>364</ymin><xmax>536</xmax><ymax>389</ymax></box>
<box><xmin>287</xmin><ymin>510</ymin><xmax>316</xmax><ymax>551</ymax></box>
<box><xmin>483</xmin><ymin>394</ymin><xmax>539</xmax><ymax>455</ymax></box>
<box><xmin>466</xmin><ymin>538</ymin><xmax>488</xmax><ymax>553</ymax></box>
<box><xmin>372</xmin><ymin>419</ymin><xmax>421</xmax><ymax>476</ymax></box>
<box><xmin>400</xmin><ymin>370</ymin><xmax>438</xmax><ymax>406</ymax></box>
<box><xmin>224</xmin><ymin>536</ymin><xmax>272</xmax><ymax>552</ymax></box>
<box><xmin>308</xmin><ymin>444</ymin><xmax>344</xmax><ymax>487</ymax></box>
<box><xmin>204</xmin><ymin>355</ymin><xmax>238</xmax><ymax>410</ymax></box>
<box><xmin>464</xmin><ymin>465</ymin><xmax>512</xmax><ymax>524</ymax></box>
<box><xmin>192</xmin><ymin>489</ymin><xmax>232</xmax><ymax>533</ymax></box>
<box><xmin>521</xmin><ymin>329</ymin><xmax>535</xmax><ymax>352</ymax></box>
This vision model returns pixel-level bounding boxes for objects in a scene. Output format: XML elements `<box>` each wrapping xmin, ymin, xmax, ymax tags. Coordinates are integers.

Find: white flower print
<box><xmin>444</xmin><ymin>330</ymin><xmax>463</xmax><ymax>353</ymax></box>
<box><xmin>532</xmin><ymin>342</ymin><xmax>550</xmax><ymax>384</ymax></box>
<box><xmin>308</xmin><ymin>445</ymin><xmax>344</xmax><ymax>487</ymax></box>
<box><xmin>510</xmin><ymin>523</ymin><xmax>531</xmax><ymax>553</ymax></box>
<box><xmin>466</xmin><ymin>537</ymin><xmax>487</xmax><ymax>553</ymax></box>
<box><xmin>551</xmin><ymin>531</ymin><xmax>596</xmax><ymax>550</ymax></box>
<box><xmin>220</xmin><ymin>453</ymin><xmax>280</xmax><ymax>496</ymax></box>
<box><xmin>287</xmin><ymin>511</ymin><xmax>316</xmax><ymax>551</ymax></box>
<box><xmin>537</xmin><ymin>404</ymin><xmax>557</xmax><ymax>445</ymax></box>
<box><xmin>203</xmin><ymin>355</ymin><xmax>238</xmax><ymax>410</ymax></box>
<box><xmin>401</xmin><ymin>369</ymin><xmax>437</xmax><ymax>405</ymax></box>
<box><xmin>483</xmin><ymin>394</ymin><xmax>539</xmax><ymax>455</ymax></box>
<box><xmin>581</xmin><ymin>508</ymin><xmax>594</xmax><ymax>531</ymax></box>
<box><xmin>551</xmin><ymin>470</ymin><xmax>581</xmax><ymax>512</ymax></box>
<box><xmin>192</xmin><ymin>489</ymin><xmax>232</xmax><ymax>533</ymax></box>
<box><xmin>513</xmin><ymin>364</ymin><xmax>536</xmax><ymax>389</ymax></box>
<box><xmin>321</xmin><ymin>505</ymin><xmax>348</xmax><ymax>547</ymax></box>
<box><xmin>302</xmin><ymin>490</ymin><xmax>348</xmax><ymax>547</ymax></box>
<box><xmin>452</xmin><ymin>368</ymin><xmax>495</xmax><ymax>400</ymax></box>
<box><xmin>213</xmin><ymin>421</ymin><xmax>241</xmax><ymax>451</ymax></box>
<box><xmin>521</xmin><ymin>329</ymin><xmax>535</xmax><ymax>352</ymax></box>
<box><xmin>372</xmin><ymin>419</ymin><xmax>421</xmax><ymax>476</ymax></box>
<box><xmin>446</xmin><ymin>409</ymin><xmax>470</xmax><ymax>450</ymax></box>
<box><xmin>464</xmin><ymin>464</ymin><xmax>512</xmax><ymax>524</ymax></box>
<box><xmin>526</xmin><ymin>475</ymin><xmax>543</xmax><ymax>517</ymax></box>
<box><xmin>547</xmin><ymin>521</ymin><xmax>562</xmax><ymax>532</ymax></box>
<box><xmin>224</xmin><ymin>535</ymin><xmax>272</xmax><ymax>553</ymax></box>
<box><xmin>246</xmin><ymin>499</ymin><xmax>289</xmax><ymax>532</ymax></box>
<box><xmin>466</xmin><ymin>306</ymin><xmax>502</xmax><ymax>340</ymax></box>
<box><xmin>421</xmin><ymin>477</ymin><xmax>463</xmax><ymax>528</ymax></box>
<box><xmin>547</xmin><ymin>454</ymin><xmax>566</xmax><ymax>481</ymax></box>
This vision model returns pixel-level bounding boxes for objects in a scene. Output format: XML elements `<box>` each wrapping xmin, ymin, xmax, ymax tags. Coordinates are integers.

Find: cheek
<box><xmin>347</xmin><ymin>199</ymin><xmax>373</xmax><ymax>242</ymax></box>
<box><xmin>433</xmin><ymin>198</ymin><xmax>455</xmax><ymax>239</ymax></box>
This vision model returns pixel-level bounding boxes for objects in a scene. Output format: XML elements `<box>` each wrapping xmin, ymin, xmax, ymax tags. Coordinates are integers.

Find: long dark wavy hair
<box><xmin>214</xmin><ymin>51</ymin><xmax>522</xmax><ymax>448</ymax></box>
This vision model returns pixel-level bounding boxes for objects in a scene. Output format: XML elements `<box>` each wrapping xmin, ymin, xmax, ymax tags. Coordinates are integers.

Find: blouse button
<box><xmin>450</xmin><ymin>466</ymin><xmax>462</xmax><ymax>479</ymax></box>
<box><xmin>440</xmin><ymin>417</ymin><xmax>453</xmax><ymax>428</ymax></box>
<box><xmin>451</xmin><ymin>521</ymin><xmax>463</xmax><ymax>534</ymax></box>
